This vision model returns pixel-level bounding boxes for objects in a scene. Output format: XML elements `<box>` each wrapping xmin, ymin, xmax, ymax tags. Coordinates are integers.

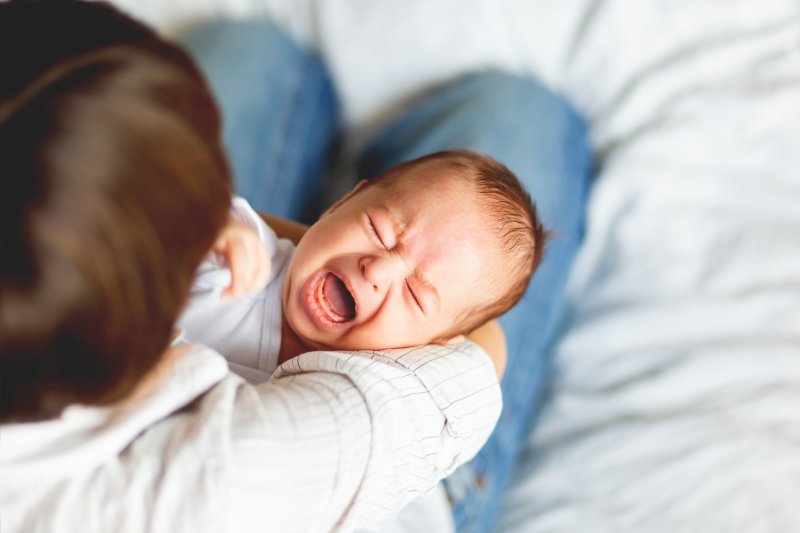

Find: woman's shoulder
<box><xmin>0</xmin><ymin>341</ymin><xmax>237</xmax><ymax>532</ymax></box>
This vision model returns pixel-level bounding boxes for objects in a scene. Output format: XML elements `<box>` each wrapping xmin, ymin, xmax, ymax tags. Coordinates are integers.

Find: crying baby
<box><xmin>178</xmin><ymin>149</ymin><xmax>545</xmax><ymax>378</ymax></box>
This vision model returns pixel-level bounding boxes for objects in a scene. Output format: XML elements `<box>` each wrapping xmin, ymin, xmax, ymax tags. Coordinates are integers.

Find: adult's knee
<box><xmin>458</xmin><ymin>70</ymin><xmax>586</xmax><ymax>143</ymax></box>
<box><xmin>458</xmin><ymin>71</ymin><xmax>591</xmax><ymax>240</ymax></box>
<box><xmin>180</xmin><ymin>21</ymin><xmax>335</xmax><ymax>100</ymax></box>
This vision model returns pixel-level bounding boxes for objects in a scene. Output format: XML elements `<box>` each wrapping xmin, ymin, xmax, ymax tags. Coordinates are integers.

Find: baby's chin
<box><xmin>283</xmin><ymin>306</ymin><xmax>342</xmax><ymax>352</ymax></box>
<box><xmin>284</xmin><ymin>316</ymin><xmax>366</xmax><ymax>352</ymax></box>
<box><xmin>285</xmin><ymin>291</ymin><xmax>434</xmax><ymax>352</ymax></box>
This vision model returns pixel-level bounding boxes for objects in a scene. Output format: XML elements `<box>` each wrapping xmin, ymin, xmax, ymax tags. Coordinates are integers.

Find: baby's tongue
<box><xmin>322</xmin><ymin>274</ymin><xmax>355</xmax><ymax>320</ymax></box>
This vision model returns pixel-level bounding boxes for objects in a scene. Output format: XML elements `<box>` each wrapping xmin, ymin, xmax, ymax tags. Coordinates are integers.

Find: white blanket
<box><xmin>112</xmin><ymin>1</ymin><xmax>800</xmax><ymax>531</ymax></box>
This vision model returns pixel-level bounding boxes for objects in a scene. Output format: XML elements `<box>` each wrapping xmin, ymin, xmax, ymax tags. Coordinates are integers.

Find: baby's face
<box><xmin>283</xmin><ymin>169</ymin><xmax>499</xmax><ymax>352</ymax></box>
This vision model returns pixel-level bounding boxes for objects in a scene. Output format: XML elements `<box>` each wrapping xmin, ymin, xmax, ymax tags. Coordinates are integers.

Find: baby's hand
<box><xmin>212</xmin><ymin>218</ymin><xmax>271</xmax><ymax>300</ymax></box>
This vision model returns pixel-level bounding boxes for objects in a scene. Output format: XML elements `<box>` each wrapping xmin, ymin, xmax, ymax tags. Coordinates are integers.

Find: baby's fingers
<box><xmin>222</xmin><ymin>229</ymin><xmax>271</xmax><ymax>299</ymax></box>
<box><xmin>220</xmin><ymin>235</ymin><xmax>250</xmax><ymax>300</ymax></box>
<box><xmin>248</xmin><ymin>234</ymin><xmax>272</xmax><ymax>293</ymax></box>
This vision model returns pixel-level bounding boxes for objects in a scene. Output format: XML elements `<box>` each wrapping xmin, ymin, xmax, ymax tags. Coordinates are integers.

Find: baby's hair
<box><xmin>0</xmin><ymin>1</ymin><xmax>231</xmax><ymax>421</ymax></box>
<box><xmin>373</xmin><ymin>149</ymin><xmax>547</xmax><ymax>335</ymax></box>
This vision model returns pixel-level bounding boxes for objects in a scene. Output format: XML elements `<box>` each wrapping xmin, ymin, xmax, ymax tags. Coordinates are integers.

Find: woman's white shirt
<box><xmin>0</xmin><ymin>337</ymin><xmax>501</xmax><ymax>532</ymax></box>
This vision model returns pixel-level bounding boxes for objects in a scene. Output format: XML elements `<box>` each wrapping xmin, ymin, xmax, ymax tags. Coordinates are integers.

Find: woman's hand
<box><xmin>212</xmin><ymin>218</ymin><xmax>271</xmax><ymax>300</ymax></box>
<box><xmin>258</xmin><ymin>212</ymin><xmax>309</xmax><ymax>245</ymax></box>
<box><xmin>465</xmin><ymin>320</ymin><xmax>507</xmax><ymax>378</ymax></box>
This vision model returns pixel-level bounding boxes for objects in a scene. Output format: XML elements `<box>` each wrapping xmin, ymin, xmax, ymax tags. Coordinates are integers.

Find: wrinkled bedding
<box><xmin>112</xmin><ymin>1</ymin><xmax>800</xmax><ymax>531</ymax></box>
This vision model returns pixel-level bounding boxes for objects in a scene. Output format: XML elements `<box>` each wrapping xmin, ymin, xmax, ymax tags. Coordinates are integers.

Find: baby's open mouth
<box><xmin>317</xmin><ymin>272</ymin><xmax>356</xmax><ymax>322</ymax></box>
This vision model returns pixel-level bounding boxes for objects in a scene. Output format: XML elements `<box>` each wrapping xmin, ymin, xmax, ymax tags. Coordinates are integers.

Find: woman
<box><xmin>0</xmin><ymin>2</ymin><xmax>509</xmax><ymax>531</ymax></box>
<box><xmin>181</xmin><ymin>16</ymin><xmax>591</xmax><ymax>533</ymax></box>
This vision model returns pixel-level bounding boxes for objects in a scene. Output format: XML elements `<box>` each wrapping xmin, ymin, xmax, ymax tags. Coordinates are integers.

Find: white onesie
<box><xmin>176</xmin><ymin>196</ymin><xmax>294</xmax><ymax>383</ymax></box>
<box><xmin>176</xmin><ymin>197</ymin><xmax>490</xmax><ymax>532</ymax></box>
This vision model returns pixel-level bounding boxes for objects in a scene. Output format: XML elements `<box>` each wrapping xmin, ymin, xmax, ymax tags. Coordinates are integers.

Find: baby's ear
<box><xmin>324</xmin><ymin>179</ymin><xmax>369</xmax><ymax>215</ymax></box>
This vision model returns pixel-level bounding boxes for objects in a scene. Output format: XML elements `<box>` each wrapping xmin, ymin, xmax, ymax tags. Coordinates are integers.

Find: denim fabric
<box><xmin>359</xmin><ymin>73</ymin><xmax>592</xmax><ymax>532</ymax></box>
<box><xmin>181</xmin><ymin>21</ymin><xmax>340</xmax><ymax>224</ymax></box>
<box><xmin>182</xmin><ymin>21</ymin><xmax>592</xmax><ymax>533</ymax></box>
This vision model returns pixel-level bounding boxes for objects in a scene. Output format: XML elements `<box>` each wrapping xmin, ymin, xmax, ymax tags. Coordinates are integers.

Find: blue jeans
<box><xmin>182</xmin><ymin>21</ymin><xmax>591</xmax><ymax>533</ymax></box>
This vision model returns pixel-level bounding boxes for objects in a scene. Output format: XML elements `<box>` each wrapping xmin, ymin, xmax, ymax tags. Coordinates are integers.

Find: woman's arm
<box><xmin>228</xmin><ymin>342</ymin><xmax>502</xmax><ymax>530</ymax></box>
<box><xmin>258</xmin><ymin>212</ymin><xmax>308</xmax><ymax>245</ymax></box>
<box><xmin>466</xmin><ymin>320</ymin><xmax>507</xmax><ymax>378</ymax></box>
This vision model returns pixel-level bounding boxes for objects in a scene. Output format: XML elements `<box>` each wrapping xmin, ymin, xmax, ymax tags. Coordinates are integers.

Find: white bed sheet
<box><xmin>110</xmin><ymin>1</ymin><xmax>800</xmax><ymax>531</ymax></box>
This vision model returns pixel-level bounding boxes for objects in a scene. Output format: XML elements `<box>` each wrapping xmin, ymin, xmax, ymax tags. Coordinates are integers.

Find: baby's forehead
<box><xmin>375</xmin><ymin>166</ymin><xmax>484</xmax><ymax>207</ymax></box>
<box><xmin>376</xmin><ymin>172</ymin><xmax>514</xmax><ymax>314</ymax></box>
<box><xmin>376</xmin><ymin>172</ymin><xmax>501</xmax><ymax>242</ymax></box>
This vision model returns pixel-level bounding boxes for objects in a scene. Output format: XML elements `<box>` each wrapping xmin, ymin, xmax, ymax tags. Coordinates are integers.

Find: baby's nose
<box><xmin>359</xmin><ymin>254</ymin><xmax>404</xmax><ymax>292</ymax></box>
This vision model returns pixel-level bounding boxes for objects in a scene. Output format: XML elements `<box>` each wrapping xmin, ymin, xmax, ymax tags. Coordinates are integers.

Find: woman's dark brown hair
<box><xmin>0</xmin><ymin>1</ymin><xmax>232</xmax><ymax>421</ymax></box>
